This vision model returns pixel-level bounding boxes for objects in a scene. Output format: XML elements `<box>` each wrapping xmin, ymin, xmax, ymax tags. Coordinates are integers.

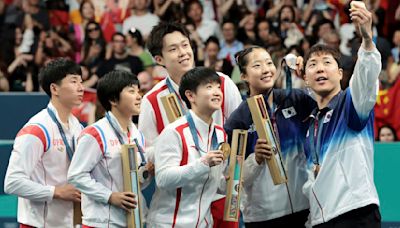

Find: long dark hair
<box><xmin>377</xmin><ymin>125</ymin><xmax>398</xmax><ymax>141</ymax></box>
<box><xmin>82</xmin><ymin>21</ymin><xmax>106</xmax><ymax>61</ymax></box>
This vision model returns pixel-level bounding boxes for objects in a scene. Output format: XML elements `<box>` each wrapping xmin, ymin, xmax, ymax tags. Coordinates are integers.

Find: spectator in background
<box><xmin>199</xmin><ymin>0</ymin><xmax>220</xmax><ymax>22</ymax></box>
<box><xmin>302</xmin><ymin>0</ymin><xmax>337</xmax><ymax>28</ymax></box>
<box><xmin>322</xmin><ymin>30</ymin><xmax>354</xmax><ymax>89</ymax></box>
<box><xmin>95</xmin><ymin>32</ymin><xmax>143</xmax><ymax>83</ymax></box>
<box><xmin>266</xmin><ymin>0</ymin><xmax>299</xmax><ymax>22</ymax></box>
<box><xmin>220</xmin><ymin>0</ymin><xmax>250</xmax><ymax>24</ymax></box>
<box><xmin>387</xmin><ymin>28</ymin><xmax>400</xmax><ymax>84</ymax></box>
<box><xmin>377</xmin><ymin>125</ymin><xmax>398</xmax><ymax>142</ymax></box>
<box><xmin>81</xmin><ymin>21</ymin><xmax>106</xmax><ymax>74</ymax></box>
<box><xmin>123</xmin><ymin>0</ymin><xmax>160</xmax><ymax>40</ymax></box>
<box><xmin>218</xmin><ymin>20</ymin><xmax>244</xmax><ymax>65</ymax></box>
<box><xmin>34</xmin><ymin>30</ymin><xmax>74</xmax><ymax>67</ymax></box>
<box><xmin>4</xmin><ymin>0</ymin><xmax>49</xmax><ymax>31</ymax></box>
<box><xmin>299</xmin><ymin>36</ymin><xmax>312</xmax><ymax>57</ymax></box>
<box><xmin>185</xmin><ymin>21</ymin><xmax>205</xmax><ymax>64</ymax></box>
<box><xmin>126</xmin><ymin>27</ymin><xmax>155</xmax><ymax>75</ymax></box>
<box><xmin>153</xmin><ymin>0</ymin><xmax>184</xmax><ymax>22</ymax></box>
<box><xmin>71</xmin><ymin>0</ymin><xmax>96</xmax><ymax>62</ymax></box>
<box><xmin>365</xmin><ymin>0</ymin><xmax>386</xmax><ymax>37</ymax></box>
<box><xmin>137</xmin><ymin>70</ymin><xmax>154</xmax><ymax>95</ymax></box>
<box><xmin>237</xmin><ymin>12</ymin><xmax>257</xmax><ymax>45</ymax></box>
<box><xmin>255</xmin><ymin>18</ymin><xmax>281</xmax><ymax>52</ymax></box>
<box><xmin>184</xmin><ymin>0</ymin><xmax>222</xmax><ymax>42</ymax></box>
<box><xmin>2</xmin><ymin>15</ymin><xmax>36</xmax><ymax>91</ymax></box>
<box><xmin>276</xmin><ymin>4</ymin><xmax>304</xmax><ymax>48</ymax></box>
<box><xmin>198</xmin><ymin>36</ymin><xmax>233</xmax><ymax>77</ymax></box>
<box><xmin>310</xmin><ymin>18</ymin><xmax>335</xmax><ymax>45</ymax></box>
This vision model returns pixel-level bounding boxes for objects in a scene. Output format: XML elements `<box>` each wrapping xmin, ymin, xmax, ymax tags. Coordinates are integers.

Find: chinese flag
<box><xmin>375</xmin><ymin>76</ymin><xmax>400</xmax><ymax>140</ymax></box>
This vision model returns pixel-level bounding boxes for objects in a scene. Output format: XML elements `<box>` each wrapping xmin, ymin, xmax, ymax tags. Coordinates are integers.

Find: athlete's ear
<box><xmin>109</xmin><ymin>98</ymin><xmax>118</xmax><ymax>107</ymax></box>
<box><xmin>50</xmin><ymin>83</ymin><xmax>59</xmax><ymax>97</ymax></box>
<box><xmin>154</xmin><ymin>55</ymin><xmax>165</xmax><ymax>67</ymax></box>
<box><xmin>185</xmin><ymin>90</ymin><xmax>195</xmax><ymax>105</ymax></box>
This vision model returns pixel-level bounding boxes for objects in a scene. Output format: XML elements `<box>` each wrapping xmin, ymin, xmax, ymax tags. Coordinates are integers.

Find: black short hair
<box><xmin>112</xmin><ymin>32</ymin><xmax>125</xmax><ymax>41</ymax></box>
<box><xmin>39</xmin><ymin>58</ymin><xmax>82</xmax><ymax>97</ymax></box>
<box><xmin>179</xmin><ymin>67</ymin><xmax>221</xmax><ymax>109</ymax></box>
<box><xmin>205</xmin><ymin>36</ymin><xmax>220</xmax><ymax>48</ymax></box>
<box><xmin>128</xmin><ymin>27</ymin><xmax>144</xmax><ymax>47</ymax></box>
<box><xmin>97</xmin><ymin>70</ymin><xmax>140</xmax><ymax>111</ymax></box>
<box><xmin>313</xmin><ymin>18</ymin><xmax>335</xmax><ymax>38</ymax></box>
<box><xmin>303</xmin><ymin>44</ymin><xmax>341</xmax><ymax>72</ymax></box>
<box><xmin>147</xmin><ymin>21</ymin><xmax>191</xmax><ymax>57</ymax></box>
<box><xmin>222</xmin><ymin>19</ymin><xmax>236</xmax><ymax>30</ymax></box>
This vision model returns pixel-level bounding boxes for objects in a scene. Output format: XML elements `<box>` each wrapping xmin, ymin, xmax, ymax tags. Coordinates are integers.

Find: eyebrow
<box><xmin>250</xmin><ymin>58</ymin><xmax>272</xmax><ymax>63</ymax></box>
<box><xmin>69</xmin><ymin>75</ymin><xmax>82</xmax><ymax>79</ymax></box>
<box><xmin>166</xmin><ymin>39</ymin><xmax>189</xmax><ymax>48</ymax></box>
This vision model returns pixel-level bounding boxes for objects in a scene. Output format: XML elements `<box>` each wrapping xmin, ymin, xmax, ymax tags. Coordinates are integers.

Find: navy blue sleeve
<box><xmin>224</xmin><ymin>101</ymin><xmax>249</xmax><ymax>144</ymax></box>
<box><xmin>345</xmin><ymin>89</ymin><xmax>372</xmax><ymax>131</ymax></box>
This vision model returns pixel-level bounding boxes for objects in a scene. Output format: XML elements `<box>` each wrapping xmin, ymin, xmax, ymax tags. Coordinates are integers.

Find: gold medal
<box><xmin>218</xmin><ymin>143</ymin><xmax>231</xmax><ymax>160</ymax></box>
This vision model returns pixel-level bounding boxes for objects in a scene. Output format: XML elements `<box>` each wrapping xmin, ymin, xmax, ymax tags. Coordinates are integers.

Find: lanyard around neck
<box><xmin>186</xmin><ymin>112</ymin><xmax>218</xmax><ymax>155</ymax></box>
<box><xmin>133</xmin><ymin>138</ymin><xmax>147</xmax><ymax>167</ymax></box>
<box><xmin>308</xmin><ymin>112</ymin><xmax>324</xmax><ymax>165</ymax></box>
<box><xmin>166</xmin><ymin>77</ymin><xmax>187</xmax><ymax>115</ymax></box>
<box><xmin>106</xmin><ymin>112</ymin><xmax>127</xmax><ymax>145</ymax></box>
<box><xmin>47</xmin><ymin>108</ymin><xmax>74</xmax><ymax>160</ymax></box>
<box><xmin>106</xmin><ymin>112</ymin><xmax>146</xmax><ymax>165</ymax></box>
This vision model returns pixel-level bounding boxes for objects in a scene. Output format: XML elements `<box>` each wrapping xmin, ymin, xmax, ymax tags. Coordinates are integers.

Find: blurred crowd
<box><xmin>0</xmin><ymin>0</ymin><xmax>399</xmax><ymax>141</ymax></box>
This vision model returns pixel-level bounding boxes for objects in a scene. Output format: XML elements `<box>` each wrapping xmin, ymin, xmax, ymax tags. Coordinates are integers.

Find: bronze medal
<box><xmin>313</xmin><ymin>164</ymin><xmax>320</xmax><ymax>178</ymax></box>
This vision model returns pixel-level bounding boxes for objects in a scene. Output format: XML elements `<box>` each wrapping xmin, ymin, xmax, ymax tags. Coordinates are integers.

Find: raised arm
<box><xmin>348</xmin><ymin>1</ymin><xmax>381</xmax><ymax>122</ymax></box>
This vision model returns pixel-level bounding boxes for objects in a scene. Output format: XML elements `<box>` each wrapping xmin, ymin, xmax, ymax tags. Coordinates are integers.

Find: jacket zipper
<box><xmin>312</xmin><ymin>188</ymin><xmax>325</xmax><ymax>222</ymax></box>
<box><xmin>195</xmin><ymin>174</ymin><xmax>210</xmax><ymax>227</ymax></box>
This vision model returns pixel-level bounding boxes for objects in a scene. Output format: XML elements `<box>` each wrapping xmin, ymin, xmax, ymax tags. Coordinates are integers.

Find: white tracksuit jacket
<box><xmin>4</xmin><ymin>102</ymin><xmax>83</xmax><ymax>227</ymax></box>
<box><xmin>138</xmin><ymin>72</ymin><xmax>242</xmax><ymax>162</ymax></box>
<box><xmin>147</xmin><ymin>110</ymin><xmax>227</xmax><ymax>228</ymax></box>
<box><xmin>67</xmin><ymin>112</ymin><xmax>150</xmax><ymax>227</ymax></box>
<box><xmin>302</xmin><ymin>46</ymin><xmax>381</xmax><ymax>226</ymax></box>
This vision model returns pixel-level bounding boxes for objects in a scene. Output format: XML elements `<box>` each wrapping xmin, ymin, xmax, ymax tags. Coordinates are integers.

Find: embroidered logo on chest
<box><xmin>109</xmin><ymin>139</ymin><xmax>119</xmax><ymax>147</ymax></box>
<box><xmin>282</xmin><ymin>106</ymin><xmax>297</xmax><ymax>119</ymax></box>
<box><xmin>248</xmin><ymin>124</ymin><xmax>256</xmax><ymax>133</ymax></box>
<box><xmin>52</xmin><ymin>139</ymin><xmax>64</xmax><ymax>152</ymax></box>
<box><xmin>323</xmin><ymin>110</ymin><xmax>334</xmax><ymax>123</ymax></box>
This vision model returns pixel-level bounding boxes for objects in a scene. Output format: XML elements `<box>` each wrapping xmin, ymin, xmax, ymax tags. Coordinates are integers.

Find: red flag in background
<box><xmin>72</xmin><ymin>88</ymin><xmax>97</xmax><ymax>126</ymax></box>
<box><xmin>375</xmin><ymin>77</ymin><xmax>400</xmax><ymax>140</ymax></box>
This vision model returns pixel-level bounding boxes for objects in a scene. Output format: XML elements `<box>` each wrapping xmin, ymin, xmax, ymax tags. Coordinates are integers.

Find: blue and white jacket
<box><xmin>302</xmin><ymin>46</ymin><xmax>381</xmax><ymax>226</ymax></box>
<box><xmin>224</xmin><ymin>89</ymin><xmax>316</xmax><ymax>222</ymax></box>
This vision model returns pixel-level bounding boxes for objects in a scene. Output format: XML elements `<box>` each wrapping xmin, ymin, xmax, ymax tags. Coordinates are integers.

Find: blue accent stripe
<box><xmin>140</xmin><ymin>132</ymin><xmax>145</xmax><ymax>147</ymax></box>
<box><xmin>34</xmin><ymin>123</ymin><xmax>51</xmax><ymax>151</ymax></box>
<box><xmin>93</xmin><ymin>125</ymin><xmax>107</xmax><ymax>154</ymax></box>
